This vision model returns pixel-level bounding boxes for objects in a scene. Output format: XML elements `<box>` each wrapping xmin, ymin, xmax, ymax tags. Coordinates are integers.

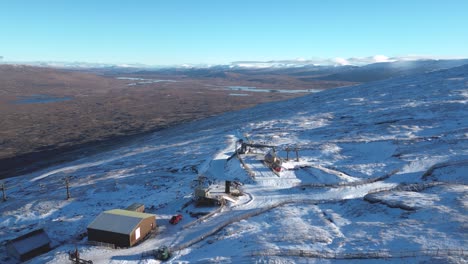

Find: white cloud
<box><xmin>333</xmin><ymin>57</ymin><xmax>350</xmax><ymax>65</ymax></box>
<box><xmin>373</xmin><ymin>55</ymin><xmax>391</xmax><ymax>62</ymax></box>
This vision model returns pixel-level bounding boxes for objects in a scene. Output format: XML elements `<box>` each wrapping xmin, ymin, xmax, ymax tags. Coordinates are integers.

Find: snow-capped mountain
<box><xmin>316</xmin><ymin>58</ymin><xmax>468</xmax><ymax>82</ymax></box>
<box><xmin>2</xmin><ymin>56</ymin><xmax>466</xmax><ymax>70</ymax></box>
<box><xmin>229</xmin><ymin>56</ymin><xmax>467</xmax><ymax>68</ymax></box>
<box><xmin>0</xmin><ymin>61</ymin><xmax>155</xmax><ymax>69</ymax></box>
<box><xmin>0</xmin><ymin>63</ymin><xmax>467</xmax><ymax>263</ymax></box>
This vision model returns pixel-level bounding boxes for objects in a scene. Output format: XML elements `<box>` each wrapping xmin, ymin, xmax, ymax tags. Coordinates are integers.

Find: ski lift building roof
<box><xmin>88</xmin><ymin>209</ymin><xmax>155</xmax><ymax>235</ymax></box>
<box><xmin>87</xmin><ymin>209</ymin><xmax>156</xmax><ymax>247</ymax></box>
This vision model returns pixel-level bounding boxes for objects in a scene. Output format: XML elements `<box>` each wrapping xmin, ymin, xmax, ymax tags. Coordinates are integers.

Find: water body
<box><xmin>229</xmin><ymin>93</ymin><xmax>249</xmax><ymax>97</ymax></box>
<box><xmin>117</xmin><ymin>77</ymin><xmax>178</xmax><ymax>86</ymax></box>
<box><xmin>226</xmin><ymin>86</ymin><xmax>321</xmax><ymax>94</ymax></box>
<box><xmin>13</xmin><ymin>94</ymin><xmax>73</xmax><ymax>104</ymax></box>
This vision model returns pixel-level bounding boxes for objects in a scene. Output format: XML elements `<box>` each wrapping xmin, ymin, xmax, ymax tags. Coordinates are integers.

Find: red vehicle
<box><xmin>169</xmin><ymin>214</ymin><xmax>183</xmax><ymax>225</ymax></box>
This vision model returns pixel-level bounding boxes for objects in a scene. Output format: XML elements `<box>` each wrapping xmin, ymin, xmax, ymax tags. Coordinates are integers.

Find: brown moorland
<box><xmin>0</xmin><ymin>65</ymin><xmax>354</xmax><ymax>178</ymax></box>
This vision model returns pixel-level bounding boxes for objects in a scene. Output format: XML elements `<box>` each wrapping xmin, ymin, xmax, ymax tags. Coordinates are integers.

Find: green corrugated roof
<box><xmin>87</xmin><ymin>209</ymin><xmax>156</xmax><ymax>235</ymax></box>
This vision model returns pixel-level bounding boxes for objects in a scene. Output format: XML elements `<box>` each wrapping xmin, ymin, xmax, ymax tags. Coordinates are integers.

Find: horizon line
<box><xmin>1</xmin><ymin>54</ymin><xmax>467</xmax><ymax>69</ymax></box>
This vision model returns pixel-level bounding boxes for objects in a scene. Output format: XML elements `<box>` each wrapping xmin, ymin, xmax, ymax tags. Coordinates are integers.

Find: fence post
<box><xmin>295</xmin><ymin>147</ymin><xmax>299</xmax><ymax>162</ymax></box>
<box><xmin>65</xmin><ymin>177</ymin><xmax>71</xmax><ymax>200</ymax></box>
<box><xmin>1</xmin><ymin>183</ymin><xmax>6</xmax><ymax>201</ymax></box>
<box><xmin>285</xmin><ymin>147</ymin><xmax>290</xmax><ymax>161</ymax></box>
<box><xmin>75</xmin><ymin>247</ymin><xmax>79</xmax><ymax>264</ymax></box>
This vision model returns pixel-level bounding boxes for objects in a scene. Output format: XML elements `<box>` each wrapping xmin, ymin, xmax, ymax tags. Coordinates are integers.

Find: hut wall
<box><xmin>87</xmin><ymin>229</ymin><xmax>130</xmax><ymax>248</ymax></box>
<box><xmin>19</xmin><ymin>244</ymin><xmax>51</xmax><ymax>261</ymax></box>
<box><xmin>129</xmin><ymin>216</ymin><xmax>156</xmax><ymax>246</ymax></box>
<box><xmin>125</xmin><ymin>203</ymin><xmax>145</xmax><ymax>213</ymax></box>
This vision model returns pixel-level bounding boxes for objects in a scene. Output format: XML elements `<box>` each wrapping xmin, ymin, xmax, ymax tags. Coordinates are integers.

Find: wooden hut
<box><xmin>125</xmin><ymin>203</ymin><xmax>145</xmax><ymax>213</ymax></box>
<box><xmin>6</xmin><ymin>229</ymin><xmax>51</xmax><ymax>261</ymax></box>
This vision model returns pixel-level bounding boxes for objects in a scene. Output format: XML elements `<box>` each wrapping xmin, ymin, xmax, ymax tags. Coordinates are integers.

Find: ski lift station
<box><xmin>87</xmin><ymin>209</ymin><xmax>156</xmax><ymax>248</ymax></box>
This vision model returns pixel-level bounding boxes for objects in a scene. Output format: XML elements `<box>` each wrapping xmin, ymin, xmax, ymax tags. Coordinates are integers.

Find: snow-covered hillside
<box><xmin>1</xmin><ymin>65</ymin><xmax>467</xmax><ymax>263</ymax></box>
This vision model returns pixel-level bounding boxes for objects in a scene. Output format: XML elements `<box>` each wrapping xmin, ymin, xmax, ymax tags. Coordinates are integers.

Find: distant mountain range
<box><xmin>314</xmin><ymin>59</ymin><xmax>468</xmax><ymax>82</ymax></box>
<box><xmin>89</xmin><ymin>58</ymin><xmax>468</xmax><ymax>84</ymax></box>
<box><xmin>2</xmin><ymin>55</ymin><xmax>466</xmax><ymax>69</ymax></box>
<box><xmin>2</xmin><ymin>57</ymin><xmax>468</xmax><ymax>84</ymax></box>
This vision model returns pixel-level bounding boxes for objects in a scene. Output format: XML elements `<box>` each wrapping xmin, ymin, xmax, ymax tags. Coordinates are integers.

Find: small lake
<box><xmin>116</xmin><ymin>77</ymin><xmax>178</xmax><ymax>86</ymax></box>
<box><xmin>229</xmin><ymin>93</ymin><xmax>249</xmax><ymax>96</ymax></box>
<box><xmin>226</xmin><ymin>86</ymin><xmax>321</xmax><ymax>94</ymax></box>
<box><xmin>13</xmin><ymin>94</ymin><xmax>73</xmax><ymax>104</ymax></box>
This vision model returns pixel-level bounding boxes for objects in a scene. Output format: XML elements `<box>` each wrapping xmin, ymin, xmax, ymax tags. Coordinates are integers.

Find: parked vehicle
<box><xmin>169</xmin><ymin>214</ymin><xmax>183</xmax><ymax>225</ymax></box>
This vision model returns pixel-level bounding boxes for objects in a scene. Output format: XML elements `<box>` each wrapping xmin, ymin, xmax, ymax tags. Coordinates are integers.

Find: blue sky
<box><xmin>1</xmin><ymin>0</ymin><xmax>467</xmax><ymax>65</ymax></box>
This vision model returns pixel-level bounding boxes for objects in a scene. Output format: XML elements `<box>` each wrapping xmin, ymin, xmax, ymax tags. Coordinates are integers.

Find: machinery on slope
<box><xmin>154</xmin><ymin>246</ymin><xmax>171</xmax><ymax>261</ymax></box>
<box><xmin>264</xmin><ymin>150</ymin><xmax>283</xmax><ymax>173</ymax></box>
<box><xmin>236</xmin><ymin>139</ymin><xmax>283</xmax><ymax>174</ymax></box>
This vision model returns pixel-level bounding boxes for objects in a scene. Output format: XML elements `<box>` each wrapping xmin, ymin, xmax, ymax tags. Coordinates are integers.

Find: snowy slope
<box><xmin>1</xmin><ymin>65</ymin><xmax>467</xmax><ymax>263</ymax></box>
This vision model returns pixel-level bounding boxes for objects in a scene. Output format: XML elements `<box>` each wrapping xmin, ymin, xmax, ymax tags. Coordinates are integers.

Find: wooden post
<box><xmin>225</xmin><ymin>181</ymin><xmax>231</xmax><ymax>194</ymax></box>
<box><xmin>65</xmin><ymin>177</ymin><xmax>71</xmax><ymax>200</ymax></box>
<box><xmin>285</xmin><ymin>147</ymin><xmax>290</xmax><ymax>161</ymax></box>
<box><xmin>1</xmin><ymin>183</ymin><xmax>6</xmax><ymax>201</ymax></box>
<box><xmin>295</xmin><ymin>147</ymin><xmax>299</xmax><ymax>162</ymax></box>
<box><xmin>75</xmin><ymin>247</ymin><xmax>79</xmax><ymax>264</ymax></box>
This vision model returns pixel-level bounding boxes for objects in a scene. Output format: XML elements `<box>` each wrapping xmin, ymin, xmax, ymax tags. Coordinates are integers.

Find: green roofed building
<box><xmin>87</xmin><ymin>209</ymin><xmax>156</xmax><ymax>247</ymax></box>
